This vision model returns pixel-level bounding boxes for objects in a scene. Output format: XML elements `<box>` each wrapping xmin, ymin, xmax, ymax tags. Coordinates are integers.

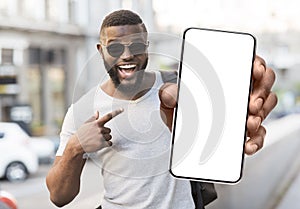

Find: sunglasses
<box><xmin>102</xmin><ymin>42</ymin><xmax>149</xmax><ymax>57</ymax></box>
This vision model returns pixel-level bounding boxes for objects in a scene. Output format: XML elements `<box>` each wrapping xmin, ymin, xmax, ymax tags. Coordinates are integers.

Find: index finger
<box><xmin>97</xmin><ymin>108</ymin><xmax>124</xmax><ymax>126</ymax></box>
<box><xmin>251</xmin><ymin>67</ymin><xmax>276</xmax><ymax>101</ymax></box>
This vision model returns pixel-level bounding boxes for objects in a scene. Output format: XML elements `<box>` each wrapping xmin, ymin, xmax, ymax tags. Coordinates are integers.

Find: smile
<box><xmin>118</xmin><ymin>64</ymin><xmax>137</xmax><ymax>77</ymax></box>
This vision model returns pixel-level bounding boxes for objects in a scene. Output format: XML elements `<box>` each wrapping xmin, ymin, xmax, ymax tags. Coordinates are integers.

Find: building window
<box><xmin>1</xmin><ymin>48</ymin><xmax>14</xmax><ymax>65</ymax></box>
<box><xmin>0</xmin><ymin>48</ymin><xmax>17</xmax><ymax>95</ymax></box>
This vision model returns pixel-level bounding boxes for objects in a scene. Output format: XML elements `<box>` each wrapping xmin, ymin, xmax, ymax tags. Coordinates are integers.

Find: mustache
<box><xmin>103</xmin><ymin>57</ymin><xmax>149</xmax><ymax>87</ymax></box>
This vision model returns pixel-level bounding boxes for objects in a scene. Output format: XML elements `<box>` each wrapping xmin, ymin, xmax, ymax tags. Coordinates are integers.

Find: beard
<box><xmin>103</xmin><ymin>57</ymin><xmax>149</xmax><ymax>95</ymax></box>
<box><xmin>104</xmin><ymin>60</ymin><xmax>120</xmax><ymax>87</ymax></box>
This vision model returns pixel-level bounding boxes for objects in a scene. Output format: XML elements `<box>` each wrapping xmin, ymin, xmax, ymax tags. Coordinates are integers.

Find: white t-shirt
<box><xmin>56</xmin><ymin>71</ymin><xmax>195</xmax><ymax>209</ymax></box>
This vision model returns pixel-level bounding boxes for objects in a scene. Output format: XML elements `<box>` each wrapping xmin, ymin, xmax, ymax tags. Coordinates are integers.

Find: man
<box><xmin>46</xmin><ymin>10</ymin><xmax>277</xmax><ymax>209</ymax></box>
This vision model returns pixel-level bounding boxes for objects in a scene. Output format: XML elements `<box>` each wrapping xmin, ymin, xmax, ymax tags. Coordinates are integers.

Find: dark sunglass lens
<box><xmin>107</xmin><ymin>43</ymin><xmax>124</xmax><ymax>57</ymax></box>
<box><xmin>129</xmin><ymin>43</ymin><xmax>147</xmax><ymax>55</ymax></box>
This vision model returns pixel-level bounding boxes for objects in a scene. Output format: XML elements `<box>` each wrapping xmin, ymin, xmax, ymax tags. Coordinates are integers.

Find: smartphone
<box><xmin>169</xmin><ymin>28</ymin><xmax>256</xmax><ymax>184</ymax></box>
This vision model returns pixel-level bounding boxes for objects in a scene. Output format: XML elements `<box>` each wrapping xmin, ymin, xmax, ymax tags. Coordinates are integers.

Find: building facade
<box><xmin>2</xmin><ymin>0</ymin><xmax>298</xmax><ymax>135</ymax></box>
<box><xmin>0</xmin><ymin>0</ymin><xmax>154</xmax><ymax>135</ymax></box>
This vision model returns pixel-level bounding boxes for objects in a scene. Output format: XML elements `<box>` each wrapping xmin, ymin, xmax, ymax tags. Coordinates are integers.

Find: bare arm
<box><xmin>159</xmin><ymin>82</ymin><xmax>177</xmax><ymax>131</ymax></box>
<box><xmin>159</xmin><ymin>70</ymin><xmax>178</xmax><ymax>131</ymax></box>
<box><xmin>46</xmin><ymin>135</ymin><xmax>86</xmax><ymax>207</ymax></box>
<box><xmin>46</xmin><ymin>109</ymin><xmax>123</xmax><ymax>207</ymax></box>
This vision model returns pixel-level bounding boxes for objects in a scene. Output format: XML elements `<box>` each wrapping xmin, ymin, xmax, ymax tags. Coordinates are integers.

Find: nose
<box><xmin>120</xmin><ymin>46</ymin><xmax>134</xmax><ymax>60</ymax></box>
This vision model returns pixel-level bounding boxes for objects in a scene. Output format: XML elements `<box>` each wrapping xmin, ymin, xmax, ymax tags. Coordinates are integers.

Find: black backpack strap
<box><xmin>201</xmin><ymin>182</ymin><xmax>218</xmax><ymax>206</ymax></box>
<box><xmin>190</xmin><ymin>181</ymin><xmax>218</xmax><ymax>208</ymax></box>
<box><xmin>160</xmin><ymin>70</ymin><xmax>178</xmax><ymax>84</ymax></box>
<box><xmin>190</xmin><ymin>181</ymin><xmax>205</xmax><ymax>209</ymax></box>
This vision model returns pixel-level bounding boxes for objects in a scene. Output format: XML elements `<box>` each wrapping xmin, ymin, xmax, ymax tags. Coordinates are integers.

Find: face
<box><xmin>98</xmin><ymin>24</ymin><xmax>148</xmax><ymax>93</ymax></box>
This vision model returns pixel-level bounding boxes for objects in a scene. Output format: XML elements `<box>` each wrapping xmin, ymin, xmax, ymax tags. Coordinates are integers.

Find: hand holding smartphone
<box><xmin>169</xmin><ymin>28</ymin><xmax>256</xmax><ymax>184</ymax></box>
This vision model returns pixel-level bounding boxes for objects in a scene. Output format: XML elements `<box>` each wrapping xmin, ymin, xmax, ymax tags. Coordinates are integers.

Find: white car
<box><xmin>0</xmin><ymin>122</ymin><xmax>38</xmax><ymax>181</ymax></box>
<box><xmin>29</xmin><ymin>136</ymin><xmax>56</xmax><ymax>164</ymax></box>
<box><xmin>0</xmin><ymin>122</ymin><xmax>55</xmax><ymax>181</ymax></box>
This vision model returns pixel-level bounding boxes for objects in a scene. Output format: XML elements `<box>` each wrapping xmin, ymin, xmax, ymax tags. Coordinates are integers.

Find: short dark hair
<box><xmin>100</xmin><ymin>10</ymin><xmax>147</xmax><ymax>35</ymax></box>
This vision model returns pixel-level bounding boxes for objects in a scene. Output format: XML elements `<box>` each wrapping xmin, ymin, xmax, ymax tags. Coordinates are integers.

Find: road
<box><xmin>0</xmin><ymin>161</ymin><xmax>104</xmax><ymax>209</ymax></box>
<box><xmin>206</xmin><ymin>114</ymin><xmax>300</xmax><ymax>209</ymax></box>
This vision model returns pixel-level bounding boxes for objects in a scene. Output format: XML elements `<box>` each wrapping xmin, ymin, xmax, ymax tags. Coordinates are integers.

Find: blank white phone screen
<box><xmin>170</xmin><ymin>28</ymin><xmax>256</xmax><ymax>183</ymax></box>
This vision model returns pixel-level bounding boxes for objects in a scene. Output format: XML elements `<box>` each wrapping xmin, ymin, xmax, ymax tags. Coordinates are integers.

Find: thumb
<box><xmin>159</xmin><ymin>83</ymin><xmax>177</xmax><ymax>109</ymax></box>
<box><xmin>95</xmin><ymin>110</ymin><xmax>99</xmax><ymax>119</ymax></box>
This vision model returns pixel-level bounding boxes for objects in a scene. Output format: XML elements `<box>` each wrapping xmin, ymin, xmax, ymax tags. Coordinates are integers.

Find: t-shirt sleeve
<box><xmin>56</xmin><ymin>105</ymin><xmax>76</xmax><ymax>156</ymax></box>
<box><xmin>56</xmin><ymin>86</ymin><xmax>97</xmax><ymax>156</ymax></box>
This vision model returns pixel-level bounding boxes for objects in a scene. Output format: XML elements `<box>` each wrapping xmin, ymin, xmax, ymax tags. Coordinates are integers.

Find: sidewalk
<box><xmin>276</xmin><ymin>170</ymin><xmax>300</xmax><ymax>209</ymax></box>
<box><xmin>262</xmin><ymin>114</ymin><xmax>300</xmax><ymax>209</ymax></box>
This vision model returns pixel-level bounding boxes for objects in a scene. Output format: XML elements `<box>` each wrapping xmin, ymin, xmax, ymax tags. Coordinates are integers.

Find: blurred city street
<box><xmin>0</xmin><ymin>161</ymin><xmax>104</xmax><ymax>209</ymax></box>
<box><xmin>1</xmin><ymin>0</ymin><xmax>300</xmax><ymax>209</ymax></box>
<box><xmin>0</xmin><ymin>114</ymin><xmax>300</xmax><ymax>209</ymax></box>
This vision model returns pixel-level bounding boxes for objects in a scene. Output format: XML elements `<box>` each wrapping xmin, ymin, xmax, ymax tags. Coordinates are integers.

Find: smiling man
<box><xmin>46</xmin><ymin>10</ymin><xmax>277</xmax><ymax>209</ymax></box>
<box><xmin>97</xmin><ymin>21</ymin><xmax>152</xmax><ymax>99</ymax></box>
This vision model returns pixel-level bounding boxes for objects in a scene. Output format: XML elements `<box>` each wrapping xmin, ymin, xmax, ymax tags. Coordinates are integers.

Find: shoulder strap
<box><xmin>190</xmin><ymin>181</ymin><xmax>218</xmax><ymax>208</ymax></box>
<box><xmin>159</xmin><ymin>70</ymin><xmax>178</xmax><ymax>84</ymax></box>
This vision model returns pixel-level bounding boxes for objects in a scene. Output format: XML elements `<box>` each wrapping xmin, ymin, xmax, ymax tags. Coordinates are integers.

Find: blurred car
<box><xmin>44</xmin><ymin>135</ymin><xmax>60</xmax><ymax>153</ymax></box>
<box><xmin>1</xmin><ymin>122</ymin><xmax>55</xmax><ymax>164</ymax></box>
<box><xmin>0</xmin><ymin>122</ymin><xmax>38</xmax><ymax>181</ymax></box>
<box><xmin>0</xmin><ymin>122</ymin><xmax>56</xmax><ymax>181</ymax></box>
<box><xmin>28</xmin><ymin>136</ymin><xmax>55</xmax><ymax>164</ymax></box>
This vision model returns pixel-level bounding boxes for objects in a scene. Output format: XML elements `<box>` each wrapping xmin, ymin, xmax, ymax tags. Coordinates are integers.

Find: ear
<box><xmin>96</xmin><ymin>43</ymin><xmax>104</xmax><ymax>58</ymax></box>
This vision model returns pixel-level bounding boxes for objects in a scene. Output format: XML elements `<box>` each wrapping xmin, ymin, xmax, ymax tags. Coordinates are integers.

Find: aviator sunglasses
<box><xmin>102</xmin><ymin>42</ymin><xmax>149</xmax><ymax>57</ymax></box>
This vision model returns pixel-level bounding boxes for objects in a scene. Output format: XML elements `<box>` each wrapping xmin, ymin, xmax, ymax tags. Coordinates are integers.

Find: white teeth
<box><xmin>118</xmin><ymin>64</ymin><xmax>136</xmax><ymax>69</ymax></box>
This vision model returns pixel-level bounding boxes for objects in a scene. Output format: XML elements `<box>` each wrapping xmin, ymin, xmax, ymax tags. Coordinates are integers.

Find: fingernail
<box><xmin>256</xmin><ymin>98</ymin><xmax>263</xmax><ymax>110</ymax></box>
<box><xmin>94</xmin><ymin>111</ymin><xmax>99</xmax><ymax>118</ymax></box>
<box><xmin>254</xmin><ymin>117</ymin><xmax>261</xmax><ymax>132</ymax></box>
